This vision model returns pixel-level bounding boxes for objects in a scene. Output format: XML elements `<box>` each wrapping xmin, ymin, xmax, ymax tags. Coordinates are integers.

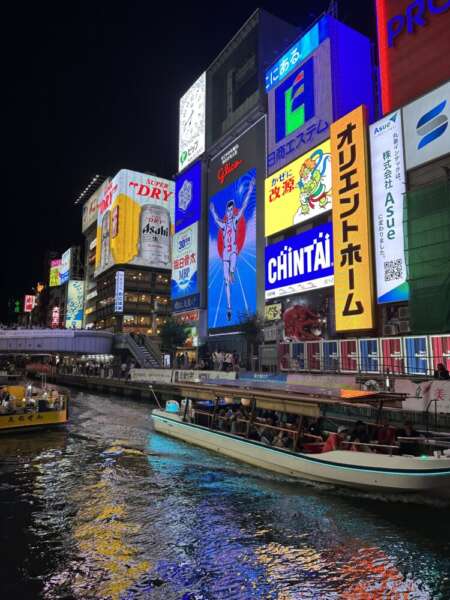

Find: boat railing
<box><xmin>340</xmin><ymin>440</ymin><xmax>400</xmax><ymax>456</ymax></box>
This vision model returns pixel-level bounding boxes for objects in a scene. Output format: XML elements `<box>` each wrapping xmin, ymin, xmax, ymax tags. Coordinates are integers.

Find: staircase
<box><xmin>114</xmin><ymin>333</ymin><xmax>162</xmax><ymax>368</ymax></box>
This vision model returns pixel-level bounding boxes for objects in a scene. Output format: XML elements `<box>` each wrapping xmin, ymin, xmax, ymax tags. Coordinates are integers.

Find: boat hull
<box><xmin>152</xmin><ymin>410</ymin><xmax>450</xmax><ymax>495</ymax></box>
<box><xmin>0</xmin><ymin>409</ymin><xmax>68</xmax><ymax>433</ymax></box>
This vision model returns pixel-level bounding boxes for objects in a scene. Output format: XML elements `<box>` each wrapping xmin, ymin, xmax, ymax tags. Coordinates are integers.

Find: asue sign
<box><xmin>370</xmin><ymin>110</ymin><xmax>408</xmax><ymax>303</ymax></box>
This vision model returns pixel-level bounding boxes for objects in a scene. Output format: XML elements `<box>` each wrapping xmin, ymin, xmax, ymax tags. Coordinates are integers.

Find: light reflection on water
<box><xmin>0</xmin><ymin>390</ymin><xmax>449</xmax><ymax>599</ymax></box>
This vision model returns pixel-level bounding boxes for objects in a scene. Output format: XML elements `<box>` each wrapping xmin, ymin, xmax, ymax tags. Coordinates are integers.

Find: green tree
<box><xmin>239</xmin><ymin>312</ymin><xmax>265</xmax><ymax>369</ymax></box>
<box><xmin>159</xmin><ymin>318</ymin><xmax>189</xmax><ymax>365</ymax></box>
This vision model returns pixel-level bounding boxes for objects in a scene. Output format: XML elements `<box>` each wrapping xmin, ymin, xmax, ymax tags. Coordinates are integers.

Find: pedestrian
<box><xmin>121</xmin><ymin>362</ymin><xmax>127</xmax><ymax>379</ymax></box>
<box><xmin>434</xmin><ymin>363</ymin><xmax>450</xmax><ymax>380</ymax></box>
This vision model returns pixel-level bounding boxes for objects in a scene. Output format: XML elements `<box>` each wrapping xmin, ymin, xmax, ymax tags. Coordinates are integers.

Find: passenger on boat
<box><xmin>376</xmin><ymin>419</ymin><xmax>396</xmax><ymax>448</ymax></box>
<box><xmin>396</xmin><ymin>421</ymin><xmax>422</xmax><ymax>455</ymax></box>
<box><xmin>308</xmin><ymin>417</ymin><xmax>325</xmax><ymax>440</ymax></box>
<box><xmin>260</xmin><ymin>417</ymin><xmax>276</xmax><ymax>446</ymax></box>
<box><xmin>322</xmin><ymin>426</ymin><xmax>348</xmax><ymax>452</ymax></box>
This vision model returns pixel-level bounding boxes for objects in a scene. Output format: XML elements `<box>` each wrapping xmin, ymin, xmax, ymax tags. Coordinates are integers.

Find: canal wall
<box><xmin>51</xmin><ymin>372</ymin><xmax>450</xmax><ymax>431</ymax></box>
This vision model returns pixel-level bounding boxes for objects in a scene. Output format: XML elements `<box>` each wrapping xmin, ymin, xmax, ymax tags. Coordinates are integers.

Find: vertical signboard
<box><xmin>403</xmin><ymin>82</ymin><xmax>450</xmax><ymax>171</ymax></box>
<box><xmin>404</xmin><ymin>336</ymin><xmax>429</xmax><ymax>376</ymax></box>
<box><xmin>359</xmin><ymin>338</ymin><xmax>380</xmax><ymax>374</ymax></box>
<box><xmin>24</xmin><ymin>295</ymin><xmax>36</xmax><ymax>313</ymax></box>
<box><xmin>175</xmin><ymin>161</ymin><xmax>202</xmax><ymax>232</ymax></box>
<box><xmin>381</xmin><ymin>336</ymin><xmax>405</xmax><ymax>375</ymax></box>
<box><xmin>49</xmin><ymin>259</ymin><xmax>61</xmax><ymax>287</ymax></box>
<box><xmin>178</xmin><ymin>72</ymin><xmax>206</xmax><ymax>172</ymax></box>
<box><xmin>208</xmin><ymin>169</ymin><xmax>257</xmax><ymax>329</ymax></box>
<box><xmin>59</xmin><ymin>248</ymin><xmax>72</xmax><ymax>284</ymax></box>
<box><xmin>331</xmin><ymin>105</ymin><xmax>375</xmax><ymax>332</ymax></box>
<box><xmin>171</xmin><ymin>223</ymin><xmax>198</xmax><ymax>301</ymax></box>
<box><xmin>115</xmin><ymin>271</ymin><xmax>125</xmax><ymax>313</ymax></box>
<box><xmin>207</xmin><ymin>118</ymin><xmax>265</xmax><ymax>331</ymax></box>
<box><xmin>264</xmin><ymin>139</ymin><xmax>332</xmax><ymax>236</ymax></box>
<box><xmin>51</xmin><ymin>306</ymin><xmax>60</xmax><ymax>328</ymax></box>
<box><xmin>95</xmin><ymin>170</ymin><xmax>174</xmax><ymax>276</ymax></box>
<box><xmin>370</xmin><ymin>110</ymin><xmax>408</xmax><ymax>303</ymax></box>
<box><xmin>339</xmin><ymin>339</ymin><xmax>358</xmax><ymax>372</ymax></box>
<box><xmin>65</xmin><ymin>281</ymin><xmax>85</xmax><ymax>329</ymax></box>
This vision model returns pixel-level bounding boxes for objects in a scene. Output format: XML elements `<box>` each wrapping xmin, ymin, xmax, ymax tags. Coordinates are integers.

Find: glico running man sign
<box><xmin>208</xmin><ymin>169</ymin><xmax>257</xmax><ymax>329</ymax></box>
<box><xmin>330</xmin><ymin>105</ymin><xmax>375</xmax><ymax>332</ymax></box>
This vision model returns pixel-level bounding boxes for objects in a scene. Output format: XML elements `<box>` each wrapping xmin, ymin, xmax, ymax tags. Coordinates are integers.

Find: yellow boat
<box><xmin>0</xmin><ymin>385</ymin><xmax>69</xmax><ymax>433</ymax></box>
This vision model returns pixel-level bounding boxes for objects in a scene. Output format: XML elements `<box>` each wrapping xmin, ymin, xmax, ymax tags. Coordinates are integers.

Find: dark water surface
<box><xmin>1</xmin><ymin>390</ymin><xmax>450</xmax><ymax>599</ymax></box>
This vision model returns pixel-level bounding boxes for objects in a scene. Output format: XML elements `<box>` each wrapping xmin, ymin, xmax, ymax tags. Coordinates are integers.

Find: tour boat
<box><xmin>0</xmin><ymin>385</ymin><xmax>69</xmax><ymax>433</ymax></box>
<box><xmin>151</xmin><ymin>390</ymin><xmax>450</xmax><ymax>496</ymax></box>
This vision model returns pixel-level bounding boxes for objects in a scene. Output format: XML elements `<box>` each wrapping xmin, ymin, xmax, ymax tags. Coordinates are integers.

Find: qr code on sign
<box><xmin>384</xmin><ymin>259</ymin><xmax>403</xmax><ymax>282</ymax></box>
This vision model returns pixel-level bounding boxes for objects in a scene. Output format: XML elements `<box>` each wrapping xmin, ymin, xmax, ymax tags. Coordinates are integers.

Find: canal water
<box><xmin>1</xmin><ymin>391</ymin><xmax>450</xmax><ymax>599</ymax></box>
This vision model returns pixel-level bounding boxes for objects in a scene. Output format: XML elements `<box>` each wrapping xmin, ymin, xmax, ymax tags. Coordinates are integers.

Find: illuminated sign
<box><xmin>175</xmin><ymin>161</ymin><xmax>201</xmax><ymax>232</ymax></box>
<box><xmin>65</xmin><ymin>281</ymin><xmax>85</xmax><ymax>329</ymax></box>
<box><xmin>82</xmin><ymin>180</ymin><xmax>109</xmax><ymax>233</ymax></box>
<box><xmin>173</xmin><ymin>293</ymin><xmax>200</xmax><ymax>313</ymax></box>
<box><xmin>179</xmin><ymin>72</ymin><xmax>206</xmax><ymax>171</ymax></box>
<box><xmin>403</xmin><ymin>81</ymin><xmax>450</xmax><ymax>170</ymax></box>
<box><xmin>175</xmin><ymin>309</ymin><xmax>200</xmax><ymax>323</ymax></box>
<box><xmin>172</xmin><ymin>223</ymin><xmax>198</xmax><ymax>301</ymax></box>
<box><xmin>265</xmin><ymin>139</ymin><xmax>332</xmax><ymax>237</ymax></box>
<box><xmin>370</xmin><ymin>110</ymin><xmax>408</xmax><ymax>303</ymax></box>
<box><xmin>265</xmin><ymin>222</ymin><xmax>334</xmax><ymax>300</ymax></box>
<box><xmin>115</xmin><ymin>271</ymin><xmax>125</xmax><ymax>313</ymax></box>
<box><xmin>208</xmin><ymin>168</ymin><xmax>257</xmax><ymax>329</ymax></box>
<box><xmin>331</xmin><ymin>105</ymin><xmax>375</xmax><ymax>332</ymax></box>
<box><xmin>95</xmin><ymin>169</ymin><xmax>174</xmax><ymax>276</ymax></box>
<box><xmin>24</xmin><ymin>295</ymin><xmax>36</xmax><ymax>313</ymax></box>
<box><xmin>60</xmin><ymin>248</ymin><xmax>71</xmax><ymax>284</ymax></box>
<box><xmin>51</xmin><ymin>306</ymin><xmax>60</xmax><ymax>328</ymax></box>
<box><xmin>265</xmin><ymin>303</ymin><xmax>282</xmax><ymax>321</ymax></box>
<box><xmin>267</xmin><ymin>40</ymin><xmax>332</xmax><ymax>175</ymax></box>
<box><xmin>49</xmin><ymin>259</ymin><xmax>62</xmax><ymax>287</ymax></box>
<box><xmin>265</xmin><ymin>18</ymin><xmax>328</xmax><ymax>92</ymax></box>
<box><xmin>376</xmin><ymin>0</ymin><xmax>450</xmax><ymax>114</ymax></box>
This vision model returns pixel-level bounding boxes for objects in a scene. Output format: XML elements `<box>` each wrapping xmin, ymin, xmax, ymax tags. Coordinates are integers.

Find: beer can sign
<box><xmin>139</xmin><ymin>205</ymin><xmax>170</xmax><ymax>268</ymax></box>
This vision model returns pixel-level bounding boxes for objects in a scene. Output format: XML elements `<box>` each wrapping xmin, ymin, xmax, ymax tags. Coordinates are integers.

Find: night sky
<box><xmin>2</xmin><ymin>0</ymin><xmax>375</xmax><ymax>321</ymax></box>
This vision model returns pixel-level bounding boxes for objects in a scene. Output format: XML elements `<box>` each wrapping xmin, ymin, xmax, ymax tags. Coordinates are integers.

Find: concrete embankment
<box><xmin>52</xmin><ymin>373</ymin><xmax>450</xmax><ymax>431</ymax></box>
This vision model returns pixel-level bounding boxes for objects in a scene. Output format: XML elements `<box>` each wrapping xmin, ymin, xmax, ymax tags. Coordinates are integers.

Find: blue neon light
<box><xmin>265</xmin><ymin>17</ymin><xmax>329</xmax><ymax>92</ymax></box>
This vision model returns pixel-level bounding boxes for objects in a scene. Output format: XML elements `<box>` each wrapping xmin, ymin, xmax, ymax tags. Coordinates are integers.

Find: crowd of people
<box><xmin>174</xmin><ymin>349</ymin><xmax>241</xmax><ymax>372</ymax></box>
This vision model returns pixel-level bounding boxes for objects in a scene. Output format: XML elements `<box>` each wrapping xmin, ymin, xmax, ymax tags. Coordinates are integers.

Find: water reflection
<box><xmin>0</xmin><ymin>391</ymin><xmax>449</xmax><ymax>599</ymax></box>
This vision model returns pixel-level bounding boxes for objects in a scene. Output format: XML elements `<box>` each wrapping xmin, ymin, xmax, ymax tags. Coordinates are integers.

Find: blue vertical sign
<box><xmin>115</xmin><ymin>271</ymin><xmax>124</xmax><ymax>313</ymax></box>
<box><xmin>175</xmin><ymin>161</ymin><xmax>202</xmax><ymax>232</ymax></box>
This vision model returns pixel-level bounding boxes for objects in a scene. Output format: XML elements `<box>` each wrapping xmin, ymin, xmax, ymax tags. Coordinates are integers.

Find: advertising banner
<box><xmin>322</xmin><ymin>340</ymin><xmax>339</xmax><ymax>371</ymax></box>
<box><xmin>114</xmin><ymin>271</ymin><xmax>124</xmax><ymax>313</ymax></box>
<box><xmin>24</xmin><ymin>295</ymin><xmax>36</xmax><ymax>313</ymax></box>
<box><xmin>51</xmin><ymin>306</ymin><xmax>60</xmax><ymax>328</ymax></box>
<box><xmin>65</xmin><ymin>281</ymin><xmax>85</xmax><ymax>329</ymax></box>
<box><xmin>359</xmin><ymin>338</ymin><xmax>380</xmax><ymax>374</ymax></box>
<box><xmin>49</xmin><ymin>259</ymin><xmax>61</xmax><ymax>287</ymax></box>
<box><xmin>60</xmin><ymin>248</ymin><xmax>71</xmax><ymax>284</ymax></box>
<box><xmin>403</xmin><ymin>82</ymin><xmax>450</xmax><ymax>171</ymax></box>
<box><xmin>208</xmin><ymin>168</ymin><xmax>257</xmax><ymax>329</ymax></box>
<box><xmin>171</xmin><ymin>223</ymin><xmax>198</xmax><ymax>301</ymax></box>
<box><xmin>265</xmin><ymin>222</ymin><xmax>334</xmax><ymax>300</ymax></box>
<box><xmin>175</xmin><ymin>161</ymin><xmax>202</xmax><ymax>232</ymax></box>
<box><xmin>265</xmin><ymin>303</ymin><xmax>282</xmax><ymax>321</ymax></box>
<box><xmin>95</xmin><ymin>170</ymin><xmax>175</xmax><ymax>276</ymax></box>
<box><xmin>306</xmin><ymin>341</ymin><xmax>321</xmax><ymax>370</ymax></box>
<box><xmin>178</xmin><ymin>72</ymin><xmax>206</xmax><ymax>172</ymax></box>
<box><xmin>370</xmin><ymin>110</ymin><xmax>408</xmax><ymax>303</ymax></box>
<box><xmin>381</xmin><ymin>336</ymin><xmax>405</xmax><ymax>375</ymax></box>
<box><xmin>375</xmin><ymin>0</ymin><xmax>450</xmax><ymax>114</ymax></box>
<box><xmin>82</xmin><ymin>180</ymin><xmax>110</xmax><ymax>233</ymax></box>
<box><xmin>291</xmin><ymin>342</ymin><xmax>306</xmax><ymax>370</ymax></box>
<box><xmin>430</xmin><ymin>335</ymin><xmax>450</xmax><ymax>371</ymax></box>
<box><xmin>339</xmin><ymin>339</ymin><xmax>358</xmax><ymax>372</ymax></box>
<box><xmin>404</xmin><ymin>336</ymin><xmax>429</xmax><ymax>376</ymax></box>
<box><xmin>265</xmin><ymin>139</ymin><xmax>332</xmax><ymax>236</ymax></box>
<box><xmin>173</xmin><ymin>293</ymin><xmax>200</xmax><ymax>313</ymax></box>
<box><xmin>331</xmin><ymin>105</ymin><xmax>375</xmax><ymax>332</ymax></box>
<box><xmin>267</xmin><ymin>38</ymin><xmax>332</xmax><ymax>175</ymax></box>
